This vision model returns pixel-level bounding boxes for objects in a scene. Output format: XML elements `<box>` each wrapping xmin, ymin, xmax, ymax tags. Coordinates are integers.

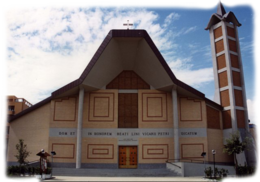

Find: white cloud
<box><xmin>163</xmin><ymin>12</ymin><xmax>180</xmax><ymax>27</ymax></box>
<box><xmin>241</xmin><ymin>40</ymin><xmax>260</xmax><ymax>56</ymax></box>
<box><xmin>6</xmin><ymin>7</ymin><xmax>213</xmax><ymax>104</ymax></box>
<box><xmin>168</xmin><ymin>58</ymin><xmax>214</xmax><ymax>87</ymax></box>
<box><xmin>247</xmin><ymin>99</ymin><xmax>256</xmax><ymax>124</ymax></box>
<box><xmin>183</xmin><ymin>26</ymin><xmax>197</xmax><ymax>34</ymax></box>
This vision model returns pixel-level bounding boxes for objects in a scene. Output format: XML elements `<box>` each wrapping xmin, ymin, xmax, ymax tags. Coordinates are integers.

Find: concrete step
<box><xmin>52</xmin><ymin>168</ymin><xmax>182</xmax><ymax>177</ymax></box>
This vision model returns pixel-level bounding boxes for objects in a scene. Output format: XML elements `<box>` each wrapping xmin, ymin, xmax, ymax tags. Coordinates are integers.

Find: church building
<box><xmin>7</xmin><ymin>3</ymin><xmax>255</xmax><ymax>169</ymax></box>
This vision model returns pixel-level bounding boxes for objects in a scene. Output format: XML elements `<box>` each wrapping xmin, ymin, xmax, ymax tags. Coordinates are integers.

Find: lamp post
<box><xmin>201</xmin><ymin>152</ymin><xmax>206</xmax><ymax>177</ymax></box>
<box><xmin>50</xmin><ymin>151</ymin><xmax>56</xmax><ymax>177</ymax></box>
<box><xmin>212</xmin><ymin>150</ymin><xmax>216</xmax><ymax>178</ymax></box>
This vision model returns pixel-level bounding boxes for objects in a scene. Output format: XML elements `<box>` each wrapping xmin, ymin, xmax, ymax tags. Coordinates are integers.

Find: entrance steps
<box><xmin>52</xmin><ymin>168</ymin><xmax>182</xmax><ymax>177</ymax></box>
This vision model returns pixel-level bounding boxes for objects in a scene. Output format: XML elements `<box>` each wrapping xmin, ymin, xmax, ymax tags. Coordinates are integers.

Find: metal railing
<box><xmin>166</xmin><ymin>159</ymin><xmax>234</xmax><ymax>166</ymax></box>
<box><xmin>166</xmin><ymin>159</ymin><xmax>204</xmax><ymax>164</ymax></box>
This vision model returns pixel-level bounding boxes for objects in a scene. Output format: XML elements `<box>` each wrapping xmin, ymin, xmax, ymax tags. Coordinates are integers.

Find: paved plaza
<box><xmin>46</xmin><ymin>176</ymin><xmax>213</xmax><ymax>181</ymax></box>
<box><xmin>44</xmin><ymin>168</ymin><xmax>217</xmax><ymax>181</ymax></box>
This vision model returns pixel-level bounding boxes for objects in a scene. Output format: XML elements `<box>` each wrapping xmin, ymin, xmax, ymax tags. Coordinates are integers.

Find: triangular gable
<box><xmin>9</xmin><ymin>29</ymin><xmax>210</xmax><ymax>122</ymax></box>
<box><xmin>106</xmin><ymin>70</ymin><xmax>150</xmax><ymax>89</ymax></box>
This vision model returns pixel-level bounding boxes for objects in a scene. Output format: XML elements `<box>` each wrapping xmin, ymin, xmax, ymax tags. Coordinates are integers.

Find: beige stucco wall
<box><xmin>82</xmin><ymin>89</ymin><xmax>173</xmax><ymax>129</ymax></box>
<box><xmin>50</xmin><ymin>96</ymin><xmax>78</xmax><ymax>128</ymax></box>
<box><xmin>207</xmin><ymin>129</ymin><xmax>233</xmax><ymax>163</ymax></box>
<box><xmin>82</xmin><ymin>138</ymin><xmax>118</xmax><ymax>164</ymax></box>
<box><xmin>138</xmin><ymin>90</ymin><xmax>173</xmax><ymax>128</ymax></box>
<box><xmin>7</xmin><ymin>88</ymin><xmax>228</xmax><ymax>165</ymax></box>
<box><xmin>83</xmin><ymin>90</ymin><xmax>118</xmax><ymax>128</ymax></box>
<box><xmin>138</xmin><ymin>138</ymin><xmax>174</xmax><ymax>163</ymax></box>
<box><xmin>48</xmin><ymin>137</ymin><xmax>77</xmax><ymax>163</ymax></box>
<box><xmin>178</xmin><ymin>97</ymin><xmax>207</xmax><ymax>128</ymax></box>
<box><xmin>179</xmin><ymin>137</ymin><xmax>208</xmax><ymax>162</ymax></box>
<box><xmin>8</xmin><ymin>103</ymin><xmax>51</xmax><ymax>162</ymax></box>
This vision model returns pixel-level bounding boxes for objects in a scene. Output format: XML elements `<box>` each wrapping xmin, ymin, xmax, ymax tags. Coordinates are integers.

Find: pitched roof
<box><xmin>217</xmin><ymin>2</ymin><xmax>226</xmax><ymax>17</ymax></box>
<box><xmin>52</xmin><ymin>29</ymin><xmax>204</xmax><ymax>97</ymax></box>
<box><xmin>9</xmin><ymin>29</ymin><xmax>222</xmax><ymax>122</ymax></box>
<box><xmin>8</xmin><ymin>96</ymin><xmax>52</xmax><ymax>122</ymax></box>
<box><xmin>205</xmin><ymin>2</ymin><xmax>241</xmax><ymax>30</ymax></box>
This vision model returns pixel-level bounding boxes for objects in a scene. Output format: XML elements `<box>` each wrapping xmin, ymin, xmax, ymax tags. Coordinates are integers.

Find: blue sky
<box><xmin>1</xmin><ymin>0</ymin><xmax>257</xmax><ymax>124</ymax></box>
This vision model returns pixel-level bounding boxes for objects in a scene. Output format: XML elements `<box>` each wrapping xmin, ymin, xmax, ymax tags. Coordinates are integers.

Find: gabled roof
<box><xmin>8</xmin><ymin>96</ymin><xmax>52</xmax><ymax>122</ymax></box>
<box><xmin>52</xmin><ymin>29</ymin><xmax>204</xmax><ymax>98</ymax></box>
<box><xmin>205</xmin><ymin>2</ymin><xmax>241</xmax><ymax>30</ymax></box>
<box><xmin>9</xmin><ymin>29</ymin><xmax>222</xmax><ymax>122</ymax></box>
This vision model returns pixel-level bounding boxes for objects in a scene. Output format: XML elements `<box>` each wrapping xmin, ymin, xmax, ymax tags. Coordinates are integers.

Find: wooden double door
<box><xmin>119</xmin><ymin>146</ymin><xmax>137</xmax><ymax>168</ymax></box>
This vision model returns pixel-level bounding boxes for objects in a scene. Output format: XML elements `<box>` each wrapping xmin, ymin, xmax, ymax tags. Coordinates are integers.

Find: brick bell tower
<box><xmin>206</xmin><ymin>2</ymin><xmax>252</xmax><ymax>165</ymax></box>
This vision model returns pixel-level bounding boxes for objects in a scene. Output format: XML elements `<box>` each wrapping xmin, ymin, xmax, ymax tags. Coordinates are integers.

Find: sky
<box><xmin>0</xmin><ymin>0</ymin><xmax>259</xmax><ymax>181</ymax></box>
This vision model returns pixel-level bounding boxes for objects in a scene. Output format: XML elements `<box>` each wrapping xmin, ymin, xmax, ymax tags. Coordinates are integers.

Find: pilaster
<box><xmin>172</xmin><ymin>88</ymin><xmax>179</xmax><ymax>161</ymax></box>
<box><xmin>76</xmin><ymin>87</ymin><xmax>84</xmax><ymax>168</ymax></box>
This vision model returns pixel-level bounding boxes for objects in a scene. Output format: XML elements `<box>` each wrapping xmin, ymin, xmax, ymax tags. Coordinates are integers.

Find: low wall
<box><xmin>183</xmin><ymin>162</ymin><xmax>235</xmax><ymax>177</ymax></box>
<box><xmin>166</xmin><ymin>162</ymin><xmax>183</xmax><ymax>176</ymax></box>
<box><xmin>167</xmin><ymin>162</ymin><xmax>236</xmax><ymax>177</ymax></box>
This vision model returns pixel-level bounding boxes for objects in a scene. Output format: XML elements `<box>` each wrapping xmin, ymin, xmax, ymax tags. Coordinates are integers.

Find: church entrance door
<box><xmin>119</xmin><ymin>146</ymin><xmax>137</xmax><ymax>168</ymax></box>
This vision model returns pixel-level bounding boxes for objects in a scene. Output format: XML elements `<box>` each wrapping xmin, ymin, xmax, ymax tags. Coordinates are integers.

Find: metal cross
<box><xmin>123</xmin><ymin>20</ymin><xmax>133</xmax><ymax>30</ymax></box>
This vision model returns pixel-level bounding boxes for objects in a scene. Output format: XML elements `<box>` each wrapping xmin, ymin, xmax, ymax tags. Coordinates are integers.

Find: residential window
<box><xmin>8</xmin><ymin>106</ymin><xmax>15</xmax><ymax>111</ymax></box>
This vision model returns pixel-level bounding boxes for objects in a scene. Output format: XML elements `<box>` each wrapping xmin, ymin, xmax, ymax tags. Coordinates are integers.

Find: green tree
<box><xmin>223</xmin><ymin>131</ymin><xmax>252</xmax><ymax>170</ymax></box>
<box><xmin>14</xmin><ymin>139</ymin><xmax>31</xmax><ymax>166</ymax></box>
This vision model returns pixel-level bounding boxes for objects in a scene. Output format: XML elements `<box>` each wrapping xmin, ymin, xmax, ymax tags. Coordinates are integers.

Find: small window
<box><xmin>8</xmin><ymin>106</ymin><xmax>15</xmax><ymax>111</ymax></box>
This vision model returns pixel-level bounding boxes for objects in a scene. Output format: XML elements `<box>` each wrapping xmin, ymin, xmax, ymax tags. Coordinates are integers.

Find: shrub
<box><xmin>214</xmin><ymin>167</ymin><xmax>220</xmax><ymax>178</ymax></box>
<box><xmin>221</xmin><ymin>168</ymin><xmax>229</xmax><ymax>177</ymax></box>
<box><xmin>34</xmin><ymin>167</ymin><xmax>41</xmax><ymax>175</ymax></box>
<box><xmin>204</xmin><ymin>167</ymin><xmax>213</xmax><ymax>178</ymax></box>
<box><xmin>20</xmin><ymin>166</ymin><xmax>27</xmax><ymax>175</ymax></box>
<box><xmin>14</xmin><ymin>166</ymin><xmax>20</xmax><ymax>175</ymax></box>
<box><xmin>216</xmin><ymin>168</ymin><xmax>229</xmax><ymax>178</ymax></box>
<box><xmin>237</xmin><ymin>164</ymin><xmax>255</xmax><ymax>176</ymax></box>
<box><xmin>31</xmin><ymin>167</ymin><xmax>35</xmax><ymax>175</ymax></box>
<box><xmin>27</xmin><ymin>167</ymin><xmax>32</xmax><ymax>175</ymax></box>
<box><xmin>45</xmin><ymin>167</ymin><xmax>52</xmax><ymax>174</ymax></box>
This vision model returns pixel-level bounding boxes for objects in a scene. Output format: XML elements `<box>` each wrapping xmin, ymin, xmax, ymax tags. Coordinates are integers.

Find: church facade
<box><xmin>7</xmin><ymin>3</ymin><xmax>253</xmax><ymax>169</ymax></box>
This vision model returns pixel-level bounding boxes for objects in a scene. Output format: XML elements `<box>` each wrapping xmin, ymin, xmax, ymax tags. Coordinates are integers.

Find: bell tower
<box><xmin>205</xmin><ymin>2</ymin><xmax>252</xmax><ymax>165</ymax></box>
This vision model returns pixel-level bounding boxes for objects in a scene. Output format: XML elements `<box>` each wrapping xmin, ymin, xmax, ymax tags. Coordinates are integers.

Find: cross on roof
<box><xmin>123</xmin><ymin>20</ymin><xmax>133</xmax><ymax>30</ymax></box>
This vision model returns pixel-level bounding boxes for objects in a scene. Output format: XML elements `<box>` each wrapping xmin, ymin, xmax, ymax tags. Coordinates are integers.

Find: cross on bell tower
<box><xmin>123</xmin><ymin>20</ymin><xmax>133</xmax><ymax>30</ymax></box>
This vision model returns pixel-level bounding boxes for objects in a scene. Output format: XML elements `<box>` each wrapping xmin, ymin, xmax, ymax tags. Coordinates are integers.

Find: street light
<box><xmin>50</xmin><ymin>151</ymin><xmax>56</xmax><ymax>177</ymax></box>
<box><xmin>212</xmin><ymin>150</ymin><xmax>216</xmax><ymax>178</ymax></box>
<box><xmin>201</xmin><ymin>152</ymin><xmax>206</xmax><ymax>176</ymax></box>
<box><xmin>51</xmin><ymin>151</ymin><xmax>56</xmax><ymax>163</ymax></box>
